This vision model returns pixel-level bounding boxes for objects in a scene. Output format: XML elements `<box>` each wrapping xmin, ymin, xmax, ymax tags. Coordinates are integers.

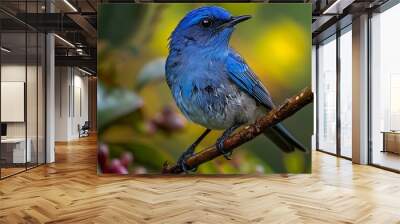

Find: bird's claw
<box><xmin>177</xmin><ymin>149</ymin><xmax>197</xmax><ymax>173</ymax></box>
<box><xmin>216</xmin><ymin>138</ymin><xmax>232</xmax><ymax>160</ymax></box>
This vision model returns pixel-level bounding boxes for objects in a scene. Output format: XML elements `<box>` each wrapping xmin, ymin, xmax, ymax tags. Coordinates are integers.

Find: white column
<box><xmin>45</xmin><ymin>1</ymin><xmax>55</xmax><ymax>163</ymax></box>
<box><xmin>352</xmin><ymin>14</ymin><xmax>369</xmax><ymax>164</ymax></box>
<box><xmin>46</xmin><ymin>33</ymin><xmax>55</xmax><ymax>163</ymax></box>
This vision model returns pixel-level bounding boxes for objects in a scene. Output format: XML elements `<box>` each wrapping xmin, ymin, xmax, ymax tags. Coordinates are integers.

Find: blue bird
<box><xmin>165</xmin><ymin>6</ymin><xmax>307</xmax><ymax>172</ymax></box>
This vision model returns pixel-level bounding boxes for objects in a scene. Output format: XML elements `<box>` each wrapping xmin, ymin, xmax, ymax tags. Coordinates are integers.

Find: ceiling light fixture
<box><xmin>63</xmin><ymin>0</ymin><xmax>78</xmax><ymax>12</ymax></box>
<box><xmin>322</xmin><ymin>0</ymin><xmax>354</xmax><ymax>15</ymax></box>
<box><xmin>323</xmin><ymin>0</ymin><xmax>343</xmax><ymax>14</ymax></box>
<box><xmin>54</xmin><ymin>34</ymin><xmax>75</xmax><ymax>48</ymax></box>
<box><xmin>76</xmin><ymin>48</ymin><xmax>85</xmax><ymax>55</ymax></box>
<box><xmin>78</xmin><ymin>67</ymin><xmax>93</xmax><ymax>76</ymax></box>
<box><xmin>1</xmin><ymin>47</ymin><xmax>11</xmax><ymax>53</ymax></box>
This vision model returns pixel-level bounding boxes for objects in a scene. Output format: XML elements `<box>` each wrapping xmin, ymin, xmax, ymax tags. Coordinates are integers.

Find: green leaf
<box><xmin>98</xmin><ymin>4</ymin><xmax>148</xmax><ymax>47</ymax></box>
<box><xmin>135</xmin><ymin>57</ymin><xmax>166</xmax><ymax>90</ymax></box>
<box><xmin>98</xmin><ymin>83</ymin><xmax>143</xmax><ymax>131</ymax></box>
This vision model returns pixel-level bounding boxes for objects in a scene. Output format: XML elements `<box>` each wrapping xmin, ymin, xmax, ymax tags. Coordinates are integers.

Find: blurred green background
<box><xmin>98</xmin><ymin>3</ymin><xmax>312</xmax><ymax>174</ymax></box>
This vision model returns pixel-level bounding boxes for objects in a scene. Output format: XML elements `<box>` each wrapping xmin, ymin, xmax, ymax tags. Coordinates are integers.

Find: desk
<box><xmin>382</xmin><ymin>131</ymin><xmax>400</xmax><ymax>154</ymax></box>
<box><xmin>1</xmin><ymin>138</ymin><xmax>31</xmax><ymax>163</ymax></box>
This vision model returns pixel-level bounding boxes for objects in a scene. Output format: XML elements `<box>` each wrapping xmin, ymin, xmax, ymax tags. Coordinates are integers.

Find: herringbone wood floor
<box><xmin>1</xmin><ymin>136</ymin><xmax>400</xmax><ymax>224</ymax></box>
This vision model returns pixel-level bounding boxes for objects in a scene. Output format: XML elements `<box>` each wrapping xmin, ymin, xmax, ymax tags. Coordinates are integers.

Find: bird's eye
<box><xmin>201</xmin><ymin>18</ymin><xmax>212</xmax><ymax>28</ymax></box>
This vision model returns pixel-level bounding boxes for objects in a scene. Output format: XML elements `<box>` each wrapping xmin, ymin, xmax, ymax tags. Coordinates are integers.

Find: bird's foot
<box><xmin>177</xmin><ymin>146</ymin><xmax>197</xmax><ymax>173</ymax></box>
<box><xmin>216</xmin><ymin>136</ymin><xmax>232</xmax><ymax>160</ymax></box>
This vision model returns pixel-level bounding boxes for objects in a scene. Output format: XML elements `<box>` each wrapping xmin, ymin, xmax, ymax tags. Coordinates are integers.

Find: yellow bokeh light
<box><xmin>254</xmin><ymin>19</ymin><xmax>309</xmax><ymax>86</ymax></box>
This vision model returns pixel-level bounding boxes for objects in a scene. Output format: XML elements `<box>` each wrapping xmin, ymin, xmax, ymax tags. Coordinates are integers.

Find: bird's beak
<box><xmin>229</xmin><ymin>15</ymin><xmax>252</xmax><ymax>26</ymax></box>
<box><xmin>217</xmin><ymin>15</ymin><xmax>252</xmax><ymax>30</ymax></box>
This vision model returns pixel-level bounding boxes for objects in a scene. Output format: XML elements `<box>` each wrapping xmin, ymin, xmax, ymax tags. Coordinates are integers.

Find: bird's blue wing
<box><xmin>225</xmin><ymin>50</ymin><xmax>275</xmax><ymax>110</ymax></box>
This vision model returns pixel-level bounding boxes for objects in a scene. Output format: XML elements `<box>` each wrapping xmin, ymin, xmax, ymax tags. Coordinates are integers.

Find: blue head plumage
<box><xmin>169</xmin><ymin>6</ymin><xmax>251</xmax><ymax>50</ymax></box>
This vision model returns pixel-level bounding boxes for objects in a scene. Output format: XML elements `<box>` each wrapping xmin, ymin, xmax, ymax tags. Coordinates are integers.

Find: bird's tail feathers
<box><xmin>263</xmin><ymin>123</ymin><xmax>308</xmax><ymax>153</ymax></box>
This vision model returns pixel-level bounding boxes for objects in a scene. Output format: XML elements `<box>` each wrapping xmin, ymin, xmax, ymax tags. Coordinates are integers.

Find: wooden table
<box><xmin>382</xmin><ymin>131</ymin><xmax>400</xmax><ymax>154</ymax></box>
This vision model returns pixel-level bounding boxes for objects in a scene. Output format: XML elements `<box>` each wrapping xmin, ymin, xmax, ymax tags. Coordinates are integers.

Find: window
<box><xmin>370</xmin><ymin>3</ymin><xmax>400</xmax><ymax>171</ymax></box>
<box><xmin>339</xmin><ymin>27</ymin><xmax>352</xmax><ymax>158</ymax></box>
<box><xmin>317</xmin><ymin>35</ymin><xmax>337</xmax><ymax>154</ymax></box>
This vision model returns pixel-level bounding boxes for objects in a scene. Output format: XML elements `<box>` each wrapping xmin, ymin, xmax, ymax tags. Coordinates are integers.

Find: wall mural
<box><xmin>98</xmin><ymin>3</ymin><xmax>313</xmax><ymax>175</ymax></box>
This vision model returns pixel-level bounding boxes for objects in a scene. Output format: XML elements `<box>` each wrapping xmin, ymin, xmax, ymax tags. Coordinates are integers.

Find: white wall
<box><xmin>71</xmin><ymin>73</ymin><xmax>89</xmax><ymax>138</ymax></box>
<box><xmin>55</xmin><ymin>66</ymin><xmax>69</xmax><ymax>141</ymax></box>
<box><xmin>54</xmin><ymin>67</ymin><xmax>89</xmax><ymax>141</ymax></box>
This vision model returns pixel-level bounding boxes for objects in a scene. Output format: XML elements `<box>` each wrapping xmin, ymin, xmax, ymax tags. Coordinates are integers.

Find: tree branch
<box><xmin>162</xmin><ymin>87</ymin><xmax>313</xmax><ymax>174</ymax></box>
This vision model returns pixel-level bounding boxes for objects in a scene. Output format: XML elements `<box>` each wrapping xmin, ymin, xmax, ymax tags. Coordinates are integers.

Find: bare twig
<box><xmin>162</xmin><ymin>87</ymin><xmax>313</xmax><ymax>174</ymax></box>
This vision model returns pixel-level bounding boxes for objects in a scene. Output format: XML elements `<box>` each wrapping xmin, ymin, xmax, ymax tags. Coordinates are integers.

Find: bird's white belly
<box><xmin>178</xmin><ymin>85</ymin><xmax>265</xmax><ymax>130</ymax></box>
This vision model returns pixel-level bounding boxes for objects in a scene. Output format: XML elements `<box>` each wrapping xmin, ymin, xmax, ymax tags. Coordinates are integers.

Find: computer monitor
<box><xmin>1</xmin><ymin>123</ymin><xmax>7</xmax><ymax>137</ymax></box>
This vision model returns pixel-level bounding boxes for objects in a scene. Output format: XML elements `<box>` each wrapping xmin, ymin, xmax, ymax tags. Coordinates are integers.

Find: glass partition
<box><xmin>0</xmin><ymin>1</ymin><xmax>46</xmax><ymax>179</ymax></box>
<box><xmin>1</xmin><ymin>30</ymin><xmax>28</xmax><ymax>177</ymax></box>
<box><xmin>27</xmin><ymin>30</ymin><xmax>38</xmax><ymax>169</ymax></box>
<box><xmin>26</xmin><ymin>0</ymin><xmax>45</xmax><ymax>169</ymax></box>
